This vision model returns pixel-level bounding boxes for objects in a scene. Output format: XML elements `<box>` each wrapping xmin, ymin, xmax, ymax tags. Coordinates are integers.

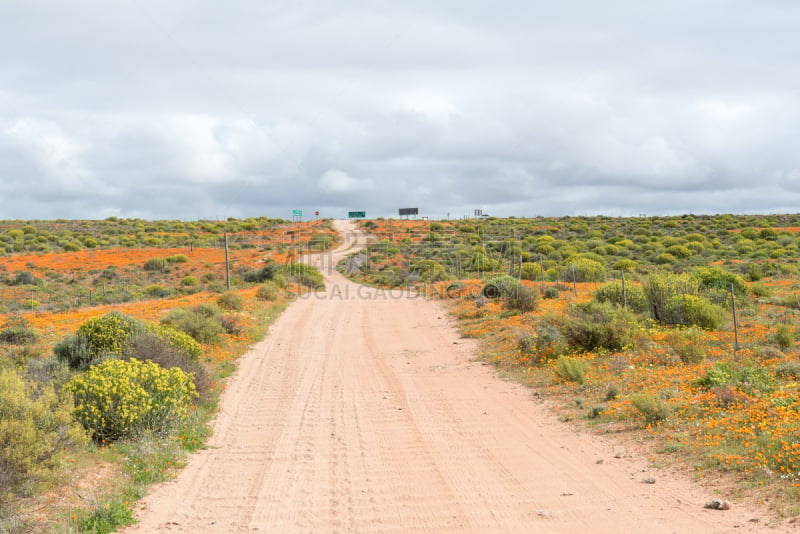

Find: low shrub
<box><xmin>543</xmin><ymin>286</ymin><xmax>559</xmax><ymax>299</ymax></box>
<box><xmin>180</xmin><ymin>276</ymin><xmax>198</xmax><ymax>287</ymax></box>
<box><xmin>145</xmin><ymin>284</ymin><xmax>173</xmax><ymax>298</ymax></box>
<box><xmin>695</xmin><ymin>362</ymin><xmax>775</xmax><ymax>394</ymax></box>
<box><xmin>219</xmin><ymin>313</ymin><xmax>245</xmax><ymax>335</ymax></box>
<box><xmin>0</xmin><ymin>368</ymin><xmax>88</xmax><ymax>505</ymax></box>
<box><xmin>481</xmin><ymin>275</ymin><xmax>519</xmax><ymax>298</ymax></box>
<box><xmin>562</xmin><ymin>258</ymin><xmax>606</xmax><ymax>283</ymax></box>
<box><xmin>166</xmin><ymin>254</ymin><xmax>188</xmax><ymax>263</ymax></box>
<box><xmin>504</xmin><ymin>285</ymin><xmax>538</xmax><ymax>313</ymax></box>
<box><xmin>554</xmin><ymin>356</ymin><xmax>590</xmax><ymax>384</ymax></box>
<box><xmin>664</xmin><ymin>294</ymin><xmax>727</xmax><ymax>330</ymax></box>
<box><xmin>750</xmin><ymin>283</ymin><xmax>772</xmax><ymax>298</ymax></box>
<box><xmin>631</xmin><ymin>393</ymin><xmax>671</xmax><ymax>424</ymax></box>
<box><xmin>534</xmin><ymin>317</ymin><xmax>569</xmax><ymax>360</ymax></box>
<box><xmin>560</xmin><ymin>301</ymin><xmax>636</xmax><ymax>353</ymax></box>
<box><xmin>664</xmin><ymin>328</ymin><xmax>706</xmax><ymax>364</ymax></box>
<box><xmin>519</xmin><ymin>262</ymin><xmax>543</xmax><ymax>281</ymax></box>
<box><xmin>217</xmin><ymin>292</ymin><xmax>244</xmax><ymax>311</ymax></box>
<box><xmin>241</xmin><ymin>262</ymin><xmax>280</xmax><ymax>283</ymax></box>
<box><xmin>513</xmin><ymin>328</ymin><xmax>535</xmax><ymax>355</ymax></box>
<box><xmin>0</xmin><ymin>315</ymin><xmax>38</xmax><ymax>344</ymax></box>
<box><xmin>255</xmin><ymin>282</ymin><xmax>280</xmax><ymax>301</ymax></box>
<box><xmin>410</xmin><ymin>260</ymin><xmax>448</xmax><ymax>282</ymax></box>
<box><xmin>78</xmin><ymin>311</ymin><xmax>143</xmax><ymax>357</ymax></box>
<box><xmin>146</xmin><ymin>324</ymin><xmax>203</xmax><ymax>361</ymax></box>
<box><xmin>770</xmin><ymin>324</ymin><xmax>794</xmax><ymax>349</ymax></box>
<box><xmin>593</xmin><ymin>281</ymin><xmax>648</xmax><ymax>314</ymax></box>
<box><xmin>53</xmin><ymin>333</ymin><xmax>95</xmax><ymax>370</ymax></box>
<box><xmin>143</xmin><ymin>257</ymin><xmax>166</xmax><ymax>271</ymax></box>
<box><xmin>66</xmin><ymin>358</ymin><xmax>198</xmax><ymax>440</ymax></box>
<box><xmin>161</xmin><ymin>307</ymin><xmax>223</xmax><ymax>344</ymax></box>
<box><xmin>280</xmin><ymin>263</ymin><xmax>324</xmax><ymax>290</ymax></box>
<box><xmin>694</xmin><ymin>266</ymin><xmax>748</xmax><ymax>297</ymax></box>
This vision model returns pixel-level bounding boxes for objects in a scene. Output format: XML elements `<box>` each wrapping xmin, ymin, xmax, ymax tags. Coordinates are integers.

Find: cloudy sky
<box><xmin>2</xmin><ymin>1</ymin><xmax>799</xmax><ymax>220</ymax></box>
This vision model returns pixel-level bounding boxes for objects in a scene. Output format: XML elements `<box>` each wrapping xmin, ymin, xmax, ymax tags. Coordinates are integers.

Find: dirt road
<box><xmin>126</xmin><ymin>221</ymin><xmax>788</xmax><ymax>533</ymax></box>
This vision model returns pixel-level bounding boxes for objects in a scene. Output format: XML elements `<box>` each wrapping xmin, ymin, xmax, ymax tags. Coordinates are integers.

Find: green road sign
<box><xmin>292</xmin><ymin>209</ymin><xmax>302</xmax><ymax>217</ymax></box>
<box><xmin>348</xmin><ymin>211</ymin><xmax>366</xmax><ymax>218</ymax></box>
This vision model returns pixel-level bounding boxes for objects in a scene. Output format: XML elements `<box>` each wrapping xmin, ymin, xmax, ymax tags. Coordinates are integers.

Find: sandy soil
<box><xmin>125</xmin><ymin>221</ymin><xmax>791</xmax><ymax>533</ymax></box>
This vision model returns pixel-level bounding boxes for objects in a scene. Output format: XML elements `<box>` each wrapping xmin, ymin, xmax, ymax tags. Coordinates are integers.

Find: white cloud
<box><xmin>318</xmin><ymin>169</ymin><xmax>374</xmax><ymax>193</ymax></box>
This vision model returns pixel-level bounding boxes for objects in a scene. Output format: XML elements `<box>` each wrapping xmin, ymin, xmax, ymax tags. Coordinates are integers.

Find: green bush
<box><xmin>560</xmin><ymin>301</ymin><xmax>636</xmax><ymax>353</ymax></box>
<box><xmin>180</xmin><ymin>276</ymin><xmax>199</xmax><ymax>287</ymax></box>
<box><xmin>631</xmin><ymin>393</ymin><xmax>671</xmax><ymax>424</ymax></box>
<box><xmin>695</xmin><ymin>362</ymin><xmax>775</xmax><ymax>394</ymax></box>
<box><xmin>653</xmin><ymin>253</ymin><xmax>677</xmax><ymax>265</ymax></box>
<box><xmin>642</xmin><ymin>271</ymin><xmax>700</xmax><ymax>323</ymax></box>
<box><xmin>694</xmin><ymin>266</ymin><xmax>748</xmax><ymax>297</ymax></box>
<box><xmin>256</xmin><ymin>282</ymin><xmax>280</xmax><ymax>301</ymax></box>
<box><xmin>410</xmin><ymin>260</ymin><xmax>448</xmax><ymax>282</ymax></box>
<box><xmin>554</xmin><ymin>357</ymin><xmax>590</xmax><ymax>384</ymax></box>
<box><xmin>534</xmin><ymin>317</ymin><xmax>569</xmax><ymax>360</ymax></box>
<box><xmin>241</xmin><ymin>262</ymin><xmax>280</xmax><ymax>283</ymax></box>
<box><xmin>664</xmin><ymin>328</ymin><xmax>706</xmax><ymax>364</ymax></box>
<box><xmin>505</xmin><ymin>285</ymin><xmax>538</xmax><ymax>313</ymax></box>
<box><xmin>161</xmin><ymin>307</ymin><xmax>223</xmax><ymax>344</ymax></box>
<box><xmin>0</xmin><ymin>315</ymin><xmax>38</xmax><ymax>344</ymax></box>
<box><xmin>53</xmin><ymin>333</ymin><xmax>95</xmax><ymax>370</ymax></box>
<box><xmin>143</xmin><ymin>257</ymin><xmax>166</xmax><ymax>271</ymax></box>
<box><xmin>520</xmin><ymin>262</ymin><xmax>543</xmax><ymax>281</ymax></box>
<box><xmin>78</xmin><ymin>311</ymin><xmax>142</xmax><ymax>357</ymax></box>
<box><xmin>217</xmin><ymin>292</ymin><xmax>244</xmax><ymax>311</ymax></box>
<box><xmin>166</xmin><ymin>254</ymin><xmax>188</xmax><ymax>263</ymax></box>
<box><xmin>145</xmin><ymin>284</ymin><xmax>173</xmax><ymax>298</ymax></box>
<box><xmin>563</xmin><ymin>258</ymin><xmax>606</xmax><ymax>282</ymax></box>
<box><xmin>593</xmin><ymin>281</ymin><xmax>648</xmax><ymax>314</ymax></box>
<box><xmin>280</xmin><ymin>262</ymin><xmax>325</xmax><ymax>290</ymax></box>
<box><xmin>0</xmin><ymin>369</ymin><xmax>88</xmax><ymax>504</ymax></box>
<box><xmin>66</xmin><ymin>358</ymin><xmax>198</xmax><ymax>440</ymax></box>
<box><xmin>612</xmin><ymin>259</ymin><xmax>638</xmax><ymax>272</ymax></box>
<box><xmin>664</xmin><ymin>294</ymin><xmax>727</xmax><ymax>330</ymax></box>
<box><xmin>482</xmin><ymin>275</ymin><xmax>521</xmax><ymax>299</ymax></box>
<box><xmin>770</xmin><ymin>324</ymin><xmax>794</xmax><ymax>349</ymax></box>
<box><xmin>146</xmin><ymin>324</ymin><xmax>203</xmax><ymax>361</ymax></box>
<box><xmin>543</xmin><ymin>286</ymin><xmax>559</xmax><ymax>299</ymax></box>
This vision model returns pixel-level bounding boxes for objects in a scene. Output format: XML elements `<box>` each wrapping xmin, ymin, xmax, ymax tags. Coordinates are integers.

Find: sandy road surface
<box><xmin>126</xmin><ymin>221</ymin><xmax>789</xmax><ymax>533</ymax></box>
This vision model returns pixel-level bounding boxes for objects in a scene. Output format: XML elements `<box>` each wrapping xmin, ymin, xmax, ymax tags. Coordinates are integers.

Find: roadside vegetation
<box><xmin>0</xmin><ymin>217</ymin><xmax>335</xmax><ymax>533</ymax></box>
<box><xmin>344</xmin><ymin>214</ymin><xmax>800</xmax><ymax>517</ymax></box>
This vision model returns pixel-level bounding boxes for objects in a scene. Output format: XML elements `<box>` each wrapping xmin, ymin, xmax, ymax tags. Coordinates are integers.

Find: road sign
<box><xmin>348</xmin><ymin>211</ymin><xmax>366</xmax><ymax>218</ymax></box>
<box><xmin>292</xmin><ymin>209</ymin><xmax>302</xmax><ymax>217</ymax></box>
<box><xmin>399</xmin><ymin>208</ymin><xmax>418</xmax><ymax>216</ymax></box>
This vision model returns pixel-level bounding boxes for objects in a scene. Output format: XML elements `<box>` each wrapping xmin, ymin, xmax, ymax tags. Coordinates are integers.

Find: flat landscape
<box><xmin>2</xmin><ymin>215</ymin><xmax>800</xmax><ymax>532</ymax></box>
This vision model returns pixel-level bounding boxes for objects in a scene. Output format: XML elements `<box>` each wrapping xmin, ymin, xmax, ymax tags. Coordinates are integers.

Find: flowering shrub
<box><xmin>67</xmin><ymin>358</ymin><xmax>198</xmax><ymax>440</ymax></box>
<box><xmin>146</xmin><ymin>324</ymin><xmax>202</xmax><ymax>361</ymax></box>
<box><xmin>0</xmin><ymin>369</ymin><xmax>88</xmax><ymax>504</ymax></box>
<box><xmin>78</xmin><ymin>311</ymin><xmax>142</xmax><ymax>357</ymax></box>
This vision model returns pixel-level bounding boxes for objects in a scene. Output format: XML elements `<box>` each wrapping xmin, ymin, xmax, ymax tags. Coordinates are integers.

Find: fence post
<box><xmin>731</xmin><ymin>283</ymin><xmax>739</xmax><ymax>354</ymax></box>
<box><xmin>621</xmin><ymin>271</ymin><xmax>627</xmax><ymax>309</ymax></box>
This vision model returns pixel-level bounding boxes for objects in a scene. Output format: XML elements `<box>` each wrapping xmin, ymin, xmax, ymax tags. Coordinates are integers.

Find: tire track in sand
<box><xmin>125</xmin><ymin>221</ymin><xmax>792</xmax><ymax>533</ymax></box>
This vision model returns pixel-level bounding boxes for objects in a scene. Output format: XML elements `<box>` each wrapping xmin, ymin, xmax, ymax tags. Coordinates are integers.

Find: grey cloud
<box><xmin>1</xmin><ymin>0</ymin><xmax>800</xmax><ymax>219</ymax></box>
